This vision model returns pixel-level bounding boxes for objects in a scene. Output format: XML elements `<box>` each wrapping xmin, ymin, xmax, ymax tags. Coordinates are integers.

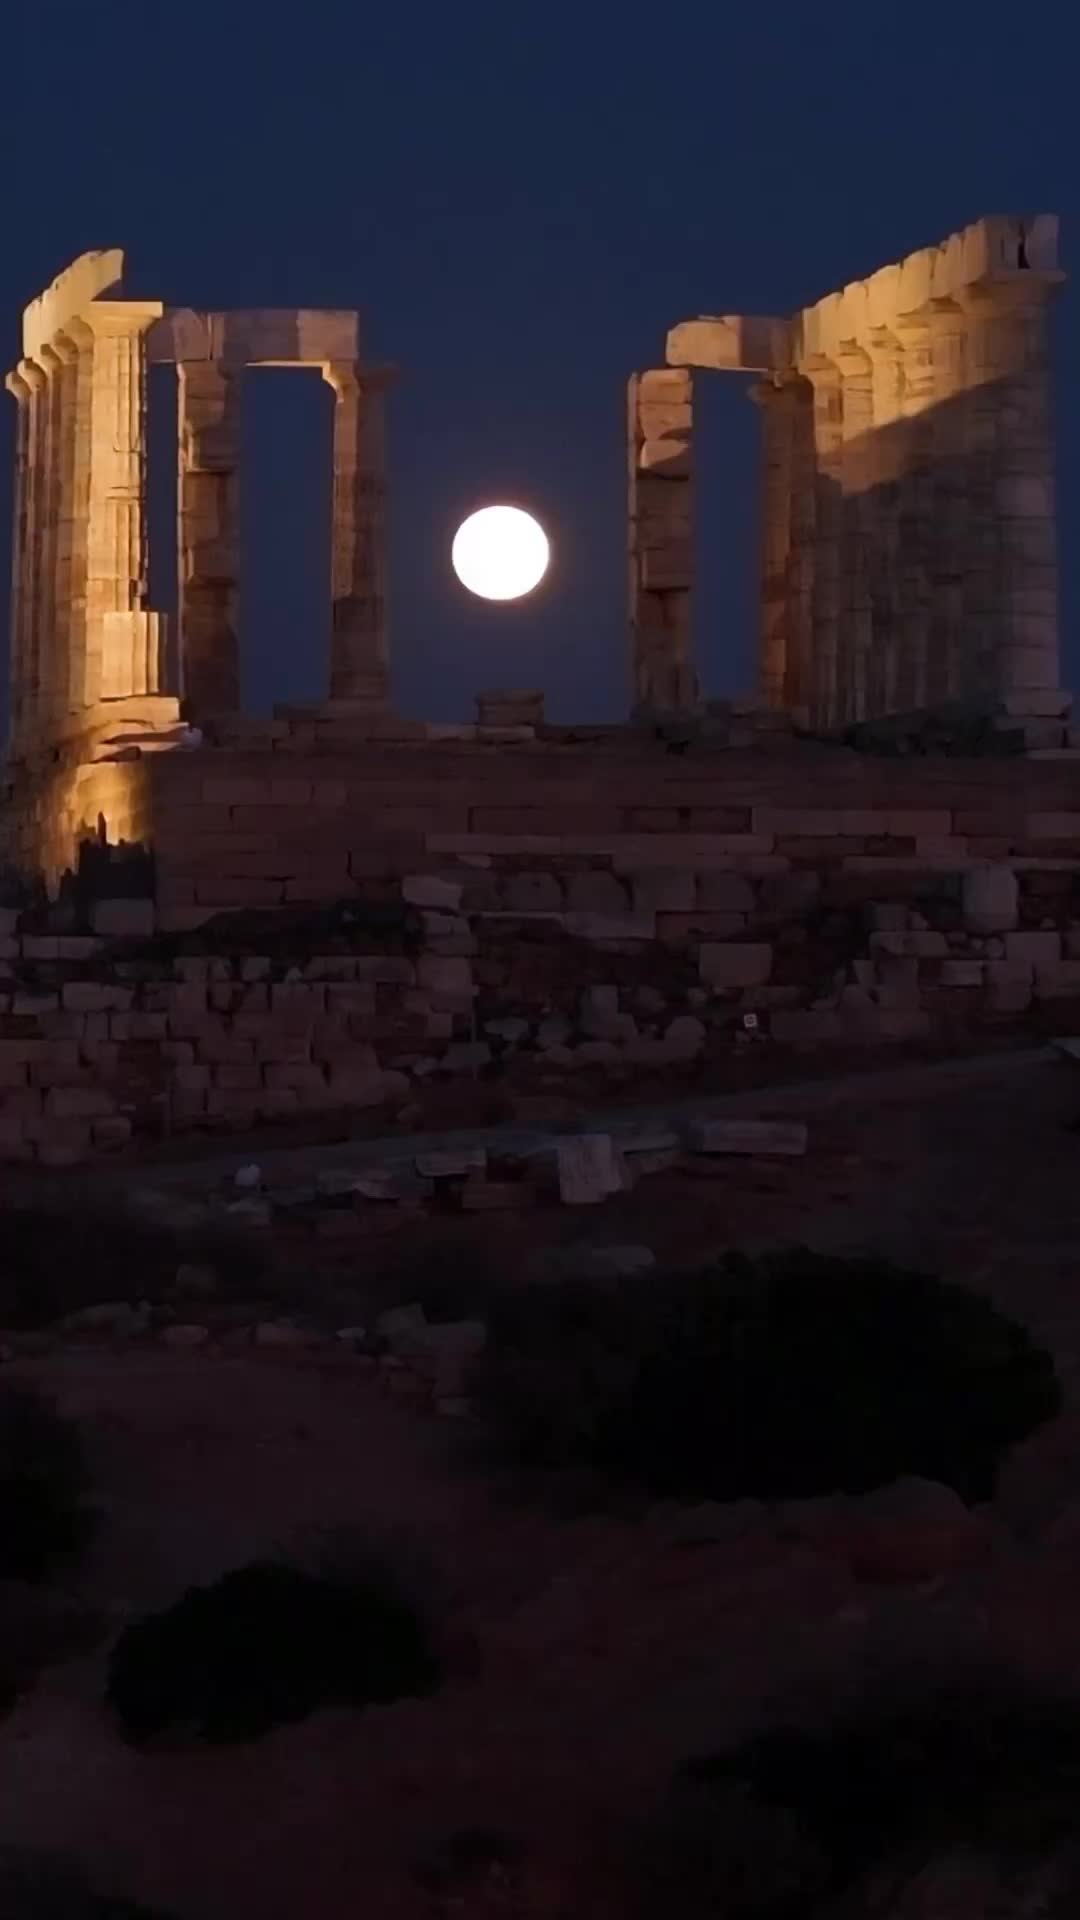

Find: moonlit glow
<box><xmin>451</xmin><ymin>505</ymin><xmax>550</xmax><ymax>601</ymax></box>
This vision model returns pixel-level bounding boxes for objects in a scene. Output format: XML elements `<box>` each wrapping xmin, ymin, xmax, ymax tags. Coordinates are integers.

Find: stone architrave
<box><xmin>177</xmin><ymin>358</ymin><xmax>240</xmax><ymax>717</ymax></box>
<box><xmin>323</xmin><ymin>361</ymin><xmax>390</xmax><ymax>706</ymax></box>
<box><xmin>628</xmin><ymin>367</ymin><xmax>697</xmax><ymax>713</ymax></box>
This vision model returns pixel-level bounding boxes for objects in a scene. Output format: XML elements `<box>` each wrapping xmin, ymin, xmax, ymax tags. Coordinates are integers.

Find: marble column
<box><xmin>864</xmin><ymin>328</ymin><xmax>906</xmax><ymax>717</ymax></box>
<box><xmin>750</xmin><ymin>376</ymin><xmax>797</xmax><ymax>710</ymax></box>
<box><xmin>20</xmin><ymin>358</ymin><xmax>48</xmax><ymax>742</ymax></box>
<box><xmin>37</xmin><ymin>342</ymin><xmax>67</xmax><ymax>731</ymax></box>
<box><xmin>958</xmin><ymin>277</ymin><xmax>1063</xmax><ymax>717</ymax></box>
<box><xmin>804</xmin><ymin>358</ymin><xmax>843</xmax><ymax>729</ymax></box>
<box><xmin>83</xmin><ymin>306</ymin><xmax>165</xmax><ymax>703</ymax></box>
<box><xmin>628</xmin><ymin>368</ymin><xmax>697</xmax><ymax>714</ymax></box>
<box><xmin>323</xmin><ymin>361</ymin><xmax>390</xmax><ymax>705</ymax></box>
<box><xmin>177</xmin><ymin>358</ymin><xmax>240</xmax><ymax>717</ymax></box>
<box><xmin>784</xmin><ymin>377</ymin><xmax>817</xmax><ymax>723</ymax></box>
<box><xmin>835</xmin><ymin>344</ymin><xmax>874</xmax><ymax>724</ymax></box>
<box><xmin>3</xmin><ymin>366</ymin><xmax>32</xmax><ymax>751</ymax></box>
<box><xmin>892</xmin><ymin>309</ymin><xmax>936</xmax><ymax>712</ymax></box>
<box><xmin>925</xmin><ymin>297</ymin><xmax>971</xmax><ymax>705</ymax></box>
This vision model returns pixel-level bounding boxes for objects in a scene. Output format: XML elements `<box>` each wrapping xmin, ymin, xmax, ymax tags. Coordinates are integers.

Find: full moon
<box><xmin>451</xmin><ymin>505</ymin><xmax>550</xmax><ymax>601</ymax></box>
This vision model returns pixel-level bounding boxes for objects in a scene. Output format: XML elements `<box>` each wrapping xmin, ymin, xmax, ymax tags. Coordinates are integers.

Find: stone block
<box><xmin>504</xmin><ymin>872</ymin><xmax>564</xmax><ymax>913</ymax></box>
<box><xmin>92</xmin><ymin>899</ymin><xmax>156</xmax><ymax>938</ymax></box>
<box><xmin>632</xmin><ymin>869</ymin><xmax>695</xmax><ymax>913</ymax></box>
<box><xmin>1004</xmin><ymin>930</ymin><xmax>1061</xmax><ymax>971</ymax></box>
<box><xmin>564</xmin><ymin>871</ymin><xmax>630</xmax><ymax>915</ymax></box>
<box><xmin>416</xmin><ymin>1147</ymin><xmax>487</xmax><ymax>1178</ymax></box>
<box><xmin>402</xmin><ymin>874</ymin><xmax>463</xmax><ymax>911</ymax></box>
<box><xmin>557</xmin><ymin>1134</ymin><xmax>625</xmax><ymax>1205</ymax></box>
<box><xmin>869</xmin><ymin>932</ymin><xmax>949</xmax><ymax>958</ymax></box>
<box><xmin>416</xmin><ymin>954</ymin><xmax>474</xmax><ymax>1001</ymax></box>
<box><xmin>697</xmin><ymin>872</ymin><xmax>756</xmax><ymax>912</ymax></box>
<box><xmin>961</xmin><ymin>866</ymin><xmax>1019</xmax><ymax>933</ymax></box>
<box><xmin>940</xmin><ymin>960</ymin><xmax>986</xmax><ymax>987</ymax></box>
<box><xmin>699</xmin><ymin>943</ymin><xmax>772</xmax><ymax>988</ymax></box>
<box><xmin>662</xmin><ymin>1015</ymin><xmax>707</xmax><ymax>1059</ymax></box>
<box><xmin>563</xmin><ymin>911</ymin><xmax>656</xmax><ymax>943</ymax></box>
<box><xmin>684</xmin><ymin>1118</ymin><xmax>808</xmax><ymax>1157</ymax></box>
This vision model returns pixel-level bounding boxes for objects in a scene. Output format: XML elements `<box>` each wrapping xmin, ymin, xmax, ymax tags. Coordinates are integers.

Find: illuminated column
<box><xmin>4</xmin><ymin>365</ymin><xmax>32</xmax><ymax>750</ymax></box>
<box><xmin>177</xmin><ymin>358</ymin><xmax>240</xmax><ymax>716</ymax></box>
<box><xmin>750</xmin><ymin>376</ymin><xmax>797</xmax><ymax>710</ymax></box>
<box><xmin>804</xmin><ymin>358</ymin><xmax>843</xmax><ymax>729</ymax></box>
<box><xmin>19</xmin><ymin>358</ymin><xmax>48</xmax><ymax>741</ymax></box>
<box><xmin>628</xmin><ymin>367</ymin><xmax>697</xmax><ymax>714</ymax></box>
<box><xmin>83</xmin><ymin>304</ymin><xmax>166</xmax><ymax>702</ymax></box>
<box><xmin>864</xmin><ymin>328</ymin><xmax>905</xmax><ymax>717</ymax></box>
<box><xmin>958</xmin><ymin>277</ymin><xmax>1064</xmax><ymax>718</ymax></box>
<box><xmin>324</xmin><ymin>361</ymin><xmax>390</xmax><ymax>704</ymax></box>
<box><xmin>925</xmin><ymin>297</ymin><xmax>970</xmax><ymax>704</ymax></box>
<box><xmin>784</xmin><ymin>377</ymin><xmax>817</xmax><ymax>723</ymax></box>
<box><xmin>835</xmin><ymin>343</ymin><xmax>874</xmax><ymax>724</ymax></box>
<box><xmin>892</xmin><ymin>308</ymin><xmax>935</xmax><ymax>711</ymax></box>
<box><xmin>37</xmin><ymin>342</ymin><xmax>67</xmax><ymax>730</ymax></box>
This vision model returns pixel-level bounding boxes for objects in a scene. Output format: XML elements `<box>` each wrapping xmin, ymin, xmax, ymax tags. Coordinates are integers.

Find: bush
<box><xmin>0</xmin><ymin>1199</ymin><xmax>270</xmax><ymax>1330</ymax></box>
<box><xmin>0</xmin><ymin>1386</ymin><xmax>93</xmax><ymax>1580</ymax></box>
<box><xmin>106</xmin><ymin>1558</ymin><xmax>442</xmax><ymax>1745</ymax></box>
<box><xmin>0</xmin><ymin>1850</ymin><xmax>176</xmax><ymax>1919</ymax></box>
<box><xmin>639</xmin><ymin>1690</ymin><xmax>1080</xmax><ymax>1916</ymax></box>
<box><xmin>473</xmin><ymin>1249</ymin><xmax>1059</xmax><ymax>1502</ymax></box>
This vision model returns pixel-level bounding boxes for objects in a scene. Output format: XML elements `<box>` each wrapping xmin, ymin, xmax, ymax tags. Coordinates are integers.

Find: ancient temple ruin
<box><xmin>4</xmin><ymin>248</ymin><xmax>390</xmax><ymax>763</ymax></box>
<box><xmin>629</xmin><ymin>213</ymin><xmax>1067</xmax><ymax>733</ymax></box>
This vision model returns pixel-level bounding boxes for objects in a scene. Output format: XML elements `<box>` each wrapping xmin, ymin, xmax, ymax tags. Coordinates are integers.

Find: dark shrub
<box><xmin>0</xmin><ymin>1386</ymin><xmax>93</xmax><ymax>1580</ymax></box>
<box><xmin>474</xmin><ymin>1249</ymin><xmax>1059</xmax><ymax>1502</ymax></box>
<box><xmin>107</xmin><ymin>1558</ymin><xmax>442</xmax><ymax>1745</ymax></box>
<box><xmin>639</xmin><ymin>1691</ymin><xmax>1080</xmax><ymax>1916</ymax></box>
<box><xmin>0</xmin><ymin>1199</ymin><xmax>270</xmax><ymax>1330</ymax></box>
<box><xmin>0</xmin><ymin>1849</ymin><xmax>176</xmax><ymax>1918</ymax></box>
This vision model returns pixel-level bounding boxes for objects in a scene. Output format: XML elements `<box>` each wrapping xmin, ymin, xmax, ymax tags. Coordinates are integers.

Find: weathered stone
<box><xmin>557</xmin><ymin>1133</ymin><xmax>624</xmax><ymax>1205</ymax></box>
<box><xmin>962</xmin><ymin>866</ymin><xmax>1019</xmax><ymax>933</ymax></box>
<box><xmin>415</xmin><ymin>1147</ymin><xmax>487</xmax><ymax>1178</ymax></box>
<box><xmin>564</xmin><ymin>871</ymin><xmax>629</xmax><ymax>915</ymax></box>
<box><xmin>92</xmin><ymin>898</ymin><xmax>155</xmax><ymax>938</ymax></box>
<box><xmin>402</xmin><ymin>874</ymin><xmax>463</xmax><ymax>911</ymax></box>
<box><xmin>699</xmin><ymin>943</ymin><xmax>773</xmax><ymax>988</ymax></box>
<box><xmin>503</xmin><ymin>872</ymin><xmax>563</xmax><ymax>913</ymax></box>
<box><xmin>683</xmin><ymin>1117</ymin><xmax>808</xmax><ymax>1157</ymax></box>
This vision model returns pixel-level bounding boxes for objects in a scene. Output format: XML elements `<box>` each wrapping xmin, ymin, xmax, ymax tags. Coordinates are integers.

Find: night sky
<box><xmin>2</xmin><ymin>1</ymin><xmax>1077</xmax><ymax>728</ymax></box>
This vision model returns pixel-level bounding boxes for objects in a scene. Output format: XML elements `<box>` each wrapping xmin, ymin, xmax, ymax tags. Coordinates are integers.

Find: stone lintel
<box><xmin>666</xmin><ymin>315</ymin><xmax>793</xmax><ymax>374</ymax></box>
<box><xmin>147</xmin><ymin>309</ymin><xmax>361</xmax><ymax>366</ymax></box>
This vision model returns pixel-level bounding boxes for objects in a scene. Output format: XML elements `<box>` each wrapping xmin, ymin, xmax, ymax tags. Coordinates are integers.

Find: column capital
<box><xmin>5</xmin><ymin>366</ymin><xmax>31</xmax><ymax>402</ymax></box>
<box><xmin>321</xmin><ymin>358</ymin><xmax>397</xmax><ymax>398</ymax></box>
<box><xmin>78</xmin><ymin>299</ymin><xmax>165</xmax><ymax>341</ymax></box>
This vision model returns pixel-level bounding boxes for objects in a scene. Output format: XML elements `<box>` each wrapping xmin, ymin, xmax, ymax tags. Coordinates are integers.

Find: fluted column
<box><xmin>835</xmin><ymin>343</ymin><xmax>874</xmax><ymax>724</ymax></box>
<box><xmin>323</xmin><ymin>361</ymin><xmax>390</xmax><ymax>704</ymax></box>
<box><xmin>4</xmin><ymin>367</ymin><xmax>32</xmax><ymax>751</ymax></box>
<box><xmin>83</xmin><ymin>304</ymin><xmax>165</xmax><ymax>703</ymax></box>
<box><xmin>750</xmin><ymin>376</ymin><xmax>797</xmax><ymax>709</ymax></box>
<box><xmin>177</xmin><ymin>358</ymin><xmax>240</xmax><ymax>717</ymax></box>
<box><xmin>20</xmin><ymin>358</ymin><xmax>48</xmax><ymax>742</ymax></box>
<box><xmin>864</xmin><ymin>328</ymin><xmax>905</xmax><ymax>717</ymax></box>
<box><xmin>785</xmin><ymin>376</ymin><xmax>817</xmax><ymax>721</ymax></box>
<box><xmin>892</xmin><ymin>309</ymin><xmax>936</xmax><ymax>711</ymax></box>
<box><xmin>958</xmin><ymin>277</ymin><xmax>1063</xmax><ymax>716</ymax></box>
<box><xmin>925</xmin><ymin>297</ymin><xmax>970</xmax><ymax>704</ymax></box>
<box><xmin>37</xmin><ymin>342</ymin><xmax>67</xmax><ymax>730</ymax></box>
<box><xmin>628</xmin><ymin>368</ymin><xmax>697</xmax><ymax>714</ymax></box>
<box><xmin>804</xmin><ymin>358</ymin><xmax>843</xmax><ymax>729</ymax></box>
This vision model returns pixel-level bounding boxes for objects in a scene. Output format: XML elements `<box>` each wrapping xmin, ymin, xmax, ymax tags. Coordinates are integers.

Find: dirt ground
<box><xmin>5</xmin><ymin>1045</ymin><xmax>1080</xmax><ymax>1916</ymax></box>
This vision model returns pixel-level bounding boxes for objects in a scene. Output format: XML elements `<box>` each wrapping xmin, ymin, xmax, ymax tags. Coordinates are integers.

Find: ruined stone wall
<box><xmin>5</xmin><ymin>740</ymin><xmax>1080</xmax><ymax>1165</ymax></box>
<box><xmin>663</xmin><ymin>215</ymin><xmax>1067</xmax><ymax>738</ymax></box>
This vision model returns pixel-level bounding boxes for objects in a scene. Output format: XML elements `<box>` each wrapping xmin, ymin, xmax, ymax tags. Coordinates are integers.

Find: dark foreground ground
<box><xmin>4</xmin><ymin>1046</ymin><xmax>1080</xmax><ymax>1916</ymax></box>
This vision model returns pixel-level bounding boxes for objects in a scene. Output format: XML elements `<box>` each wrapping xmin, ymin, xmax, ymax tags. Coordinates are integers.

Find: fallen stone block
<box><xmin>683</xmin><ymin>1118</ymin><xmax>808</xmax><ymax>1157</ymax></box>
<box><xmin>557</xmin><ymin>1133</ymin><xmax>625</xmax><ymax>1204</ymax></box>
<box><xmin>402</xmin><ymin>874</ymin><xmax>463</xmax><ymax>911</ymax></box>
<box><xmin>416</xmin><ymin>1147</ymin><xmax>488</xmax><ymax>1179</ymax></box>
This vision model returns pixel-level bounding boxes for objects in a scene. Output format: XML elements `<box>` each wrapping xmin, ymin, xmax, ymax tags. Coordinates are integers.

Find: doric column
<box><xmin>750</xmin><ymin>376</ymin><xmax>797</xmax><ymax>710</ymax></box>
<box><xmin>803</xmin><ymin>358</ymin><xmax>843</xmax><ymax>729</ymax></box>
<box><xmin>50</xmin><ymin>331</ymin><xmax>84</xmax><ymax>720</ymax></box>
<box><xmin>925</xmin><ymin>297</ymin><xmax>970</xmax><ymax>705</ymax></box>
<box><xmin>628</xmin><ymin>367</ymin><xmax>697</xmax><ymax>714</ymax></box>
<box><xmin>893</xmin><ymin>309</ymin><xmax>936</xmax><ymax>711</ymax></box>
<box><xmin>4</xmin><ymin>366</ymin><xmax>32</xmax><ymax>751</ymax></box>
<box><xmin>82</xmin><ymin>303</ymin><xmax>165</xmax><ymax>703</ymax></box>
<box><xmin>19</xmin><ymin>358</ymin><xmax>48</xmax><ymax>742</ymax></box>
<box><xmin>323</xmin><ymin>361</ymin><xmax>390</xmax><ymax>705</ymax></box>
<box><xmin>59</xmin><ymin>320</ymin><xmax>97</xmax><ymax>713</ymax></box>
<box><xmin>37</xmin><ymin>342</ymin><xmax>66</xmax><ymax>730</ymax></box>
<box><xmin>864</xmin><ymin>328</ymin><xmax>905</xmax><ymax>717</ymax></box>
<box><xmin>958</xmin><ymin>276</ymin><xmax>1063</xmax><ymax>716</ymax></box>
<box><xmin>835</xmin><ymin>343</ymin><xmax>874</xmax><ymax>724</ymax></box>
<box><xmin>784</xmin><ymin>378</ymin><xmax>817</xmax><ymax>725</ymax></box>
<box><xmin>177</xmin><ymin>358</ymin><xmax>240</xmax><ymax>717</ymax></box>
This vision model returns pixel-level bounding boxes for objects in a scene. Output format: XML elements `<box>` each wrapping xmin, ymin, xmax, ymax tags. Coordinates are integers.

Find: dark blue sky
<box><xmin>3</xmin><ymin>1</ymin><xmax>1077</xmax><ymax>724</ymax></box>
